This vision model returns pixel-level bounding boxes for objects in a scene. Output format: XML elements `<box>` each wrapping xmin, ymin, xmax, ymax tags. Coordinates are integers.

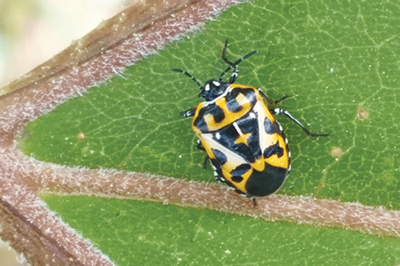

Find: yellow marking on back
<box><xmin>234</xmin><ymin>92</ymin><xmax>250</xmax><ymax>107</ymax></box>
<box><xmin>250</xmin><ymin>158</ymin><xmax>265</xmax><ymax>172</ymax></box>
<box><xmin>264</xmin><ymin>135</ymin><xmax>289</xmax><ymax>169</ymax></box>
<box><xmin>193</xmin><ymin>86</ymin><xmax>257</xmax><ymax>132</ymax></box>
<box><xmin>234</xmin><ymin>132</ymin><xmax>252</xmax><ymax>145</ymax></box>
<box><xmin>222</xmin><ymin>167</ymin><xmax>252</xmax><ymax>194</ymax></box>
<box><xmin>203</xmin><ymin>113</ymin><xmax>215</xmax><ymax>127</ymax></box>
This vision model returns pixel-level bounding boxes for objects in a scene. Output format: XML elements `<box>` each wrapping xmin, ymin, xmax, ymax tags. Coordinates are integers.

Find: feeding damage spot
<box><xmin>356</xmin><ymin>107</ymin><xmax>369</xmax><ymax>121</ymax></box>
<box><xmin>76</xmin><ymin>132</ymin><xmax>86</xmax><ymax>143</ymax></box>
<box><xmin>330</xmin><ymin>146</ymin><xmax>344</xmax><ymax>161</ymax></box>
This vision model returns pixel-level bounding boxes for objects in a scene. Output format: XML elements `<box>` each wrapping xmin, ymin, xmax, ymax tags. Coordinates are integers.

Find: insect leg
<box><xmin>258</xmin><ymin>89</ymin><xmax>290</xmax><ymax>105</ymax></box>
<box><xmin>180</xmin><ymin>107</ymin><xmax>197</xmax><ymax>117</ymax></box>
<box><xmin>202</xmin><ymin>156</ymin><xmax>209</xmax><ymax>169</ymax></box>
<box><xmin>272</xmin><ymin>108</ymin><xmax>329</xmax><ymax>137</ymax></box>
<box><xmin>252</xmin><ymin>198</ymin><xmax>257</xmax><ymax>207</ymax></box>
<box><xmin>195</xmin><ymin>140</ymin><xmax>209</xmax><ymax>168</ymax></box>
<box><xmin>196</xmin><ymin>139</ymin><xmax>204</xmax><ymax>150</ymax></box>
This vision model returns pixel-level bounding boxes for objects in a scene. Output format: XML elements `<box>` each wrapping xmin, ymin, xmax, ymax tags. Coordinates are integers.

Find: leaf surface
<box><xmin>20</xmin><ymin>0</ymin><xmax>400</xmax><ymax>264</ymax></box>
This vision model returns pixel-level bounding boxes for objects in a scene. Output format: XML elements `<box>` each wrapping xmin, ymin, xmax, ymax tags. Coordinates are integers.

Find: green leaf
<box><xmin>20</xmin><ymin>0</ymin><xmax>400</xmax><ymax>264</ymax></box>
<box><xmin>44</xmin><ymin>195</ymin><xmax>400</xmax><ymax>265</ymax></box>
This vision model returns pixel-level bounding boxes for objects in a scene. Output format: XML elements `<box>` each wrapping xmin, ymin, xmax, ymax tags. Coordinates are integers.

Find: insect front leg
<box><xmin>180</xmin><ymin>106</ymin><xmax>197</xmax><ymax>117</ymax></box>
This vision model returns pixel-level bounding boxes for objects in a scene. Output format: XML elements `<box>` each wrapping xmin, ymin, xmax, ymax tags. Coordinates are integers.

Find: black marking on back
<box><xmin>193</xmin><ymin>108</ymin><xmax>208</xmax><ymax>132</ymax></box>
<box><xmin>263</xmin><ymin>142</ymin><xmax>284</xmax><ymax>158</ymax></box>
<box><xmin>225</xmin><ymin>87</ymin><xmax>257</xmax><ymax>113</ymax></box>
<box><xmin>211</xmin><ymin>149</ymin><xmax>228</xmax><ymax>165</ymax></box>
<box><xmin>264</xmin><ymin>118</ymin><xmax>281</xmax><ymax>134</ymax></box>
<box><xmin>225</xmin><ymin>88</ymin><xmax>242</xmax><ymax>112</ymax></box>
<box><xmin>236</xmin><ymin>113</ymin><xmax>260</xmax><ymax>159</ymax></box>
<box><xmin>212</xmin><ymin>105</ymin><xmax>225</xmax><ymax>123</ymax></box>
<box><xmin>245</xmin><ymin>164</ymin><xmax>288</xmax><ymax>197</ymax></box>
<box><xmin>194</xmin><ymin>104</ymin><xmax>225</xmax><ymax>132</ymax></box>
<box><xmin>212</xmin><ymin>111</ymin><xmax>262</xmax><ymax>164</ymax></box>
<box><xmin>230</xmin><ymin>164</ymin><xmax>251</xmax><ymax>183</ymax></box>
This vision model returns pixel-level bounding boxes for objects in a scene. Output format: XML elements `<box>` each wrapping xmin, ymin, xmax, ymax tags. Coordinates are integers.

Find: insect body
<box><xmin>172</xmin><ymin>40</ymin><xmax>328</xmax><ymax>204</ymax></box>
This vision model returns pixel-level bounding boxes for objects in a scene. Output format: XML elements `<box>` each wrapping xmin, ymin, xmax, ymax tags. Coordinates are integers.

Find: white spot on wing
<box><xmin>205</xmin><ymin>84</ymin><xmax>210</xmax><ymax>91</ymax></box>
<box><xmin>254</xmin><ymin>100</ymin><xmax>268</xmax><ymax>150</ymax></box>
<box><xmin>232</xmin><ymin>122</ymin><xmax>242</xmax><ymax>135</ymax></box>
<box><xmin>212</xmin><ymin>81</ymin><xmax>220</xmax><ymax>86</ymax></box>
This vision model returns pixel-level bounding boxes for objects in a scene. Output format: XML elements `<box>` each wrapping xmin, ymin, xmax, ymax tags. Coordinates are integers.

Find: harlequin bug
<box><xmin>172</xmin><ymin>40</ymin><xmax>328</xmax><ymax>206</ymax></box>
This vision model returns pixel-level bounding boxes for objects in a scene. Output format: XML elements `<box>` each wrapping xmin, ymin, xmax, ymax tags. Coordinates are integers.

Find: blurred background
<box><xmin>0</xmin><ymin>0</ymin><xmax>128</xmax><ymax>264</ymax></box>
<box><xmin>0</xmin><ymin>0</ymin><xmax>127</xmax><ymax>88</ymax></box>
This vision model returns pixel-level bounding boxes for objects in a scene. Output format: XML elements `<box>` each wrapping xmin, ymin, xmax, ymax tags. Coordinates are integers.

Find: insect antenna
<box><xmin>219</xmin><ymin>40</ymin><xmax>257</xmax><ymax>82</ymax></box>
<box><xmin>221</xmin><ymin>39</ymin><xmax>234</xmax><ymax>66</ymax></box>
<box><xmin>171</xmin><ymin>68</ymin><xmax>203</xmax><ymax>90</ymax></box>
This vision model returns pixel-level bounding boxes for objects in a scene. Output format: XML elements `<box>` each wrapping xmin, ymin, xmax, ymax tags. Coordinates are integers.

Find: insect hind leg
<box><xmin>272</xmin><ymin>108</ymin><xmax>329</xmax><ymax>137</ymax></box>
